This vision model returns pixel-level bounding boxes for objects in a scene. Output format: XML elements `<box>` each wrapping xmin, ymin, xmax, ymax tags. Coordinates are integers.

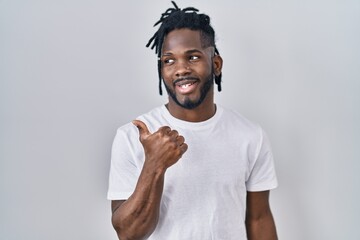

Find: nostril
<box><xmin>175</xmin><ymin>65</ymin><xmax>191</xmax><ymax>76</ymax></box>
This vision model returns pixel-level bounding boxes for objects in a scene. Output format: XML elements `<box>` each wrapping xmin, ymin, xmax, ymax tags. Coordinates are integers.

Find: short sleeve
<box><xmin>107</xmin><ymin>126</ymin><xmax>142</xmax><ymax>200</ymax></box>
<box><xmin>246</xmin><ymin>128</ymin><xmax>278</xmax><ymax>192</ymax></box>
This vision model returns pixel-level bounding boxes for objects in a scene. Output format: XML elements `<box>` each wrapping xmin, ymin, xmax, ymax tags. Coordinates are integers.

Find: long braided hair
<box><xmin>146</xmin><ymin>1</ymin><xmax>222</xmax><ymax>95</ymax></box>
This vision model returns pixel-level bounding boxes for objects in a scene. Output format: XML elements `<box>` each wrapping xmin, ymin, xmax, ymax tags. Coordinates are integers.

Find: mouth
<box><xmin>173</xmin><ymin>77</ymin><xmax>199</xmax><ymax>94</ymax></box>
<box><xmin>177</xmin><ymin>81</ymin><xmax>196</xmax><ymax>89</ymax></box>
<box><xmin>174</xmin><ymin>77</ymin><xmax>199</xmax><ymax>87</ymax></box>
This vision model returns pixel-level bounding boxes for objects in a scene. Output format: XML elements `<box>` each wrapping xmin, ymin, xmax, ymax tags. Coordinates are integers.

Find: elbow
<box><xmin>112</xmin><ymin>214</ymin><xmax>133</xmax><ymax>240</ymax></box>
<box><xmin>112</xmin><ymin>215</ymin><xmax>135</xmax><ymax>240</ymax></box>
<box><xmin>111</xmin><ymin>214</ymin><xmax>125</xmax><ymax>239</ymax></box>
<box><xmin>111</xmin><ymin>213</ymin><xmax>157</xmax><ymax>240</ymax></box>
<box><xmin>111</xmin><ymin>214</ymin><xmax>124</xmax><ymax>239</ymax></box>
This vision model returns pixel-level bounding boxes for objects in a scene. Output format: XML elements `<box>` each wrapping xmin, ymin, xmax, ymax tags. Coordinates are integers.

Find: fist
<box><xmin>132</xmin><ymin>120</ymin><xmax>188</xmax><ymax>170</ymax></box>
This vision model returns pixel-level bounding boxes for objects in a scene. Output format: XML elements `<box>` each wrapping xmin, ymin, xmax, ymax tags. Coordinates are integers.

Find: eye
<box><xmin>163</xmin><ymin>58</ymin><xmax>175</xmax><ymax>65</ymax></box>
<box><xmin>189</xmin><ymin>56</ymin><xmax>199</xmax><ymax>61</ymax></box>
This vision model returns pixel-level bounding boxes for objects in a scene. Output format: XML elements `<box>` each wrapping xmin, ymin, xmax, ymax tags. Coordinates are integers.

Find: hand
<box><xmin>132</xmin><ymin>120</ymin><xmax>188</xmax><ymax>171</ymax></box>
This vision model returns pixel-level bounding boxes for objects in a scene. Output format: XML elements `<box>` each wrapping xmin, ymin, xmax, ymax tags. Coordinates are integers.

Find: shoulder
<box><xmin>217</xmin><ymin>106</ymin><xmax>270</xmax><ymax>151</ymax></box>
<box><xmin>219</xmin><ymin>106</ymin><xmax>263</xmax><ymax>137</ymax></box>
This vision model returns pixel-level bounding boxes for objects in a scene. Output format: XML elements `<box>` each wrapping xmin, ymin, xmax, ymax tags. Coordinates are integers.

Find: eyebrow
<box><xmin>186</xmin><ymin>49</ymin><xmax>203</xmax><ymax>54</ymax></box>
<box><xmin>162</xmin><ymin>48</ymin><xmax>203</xmax><ymax>56</ymax></box>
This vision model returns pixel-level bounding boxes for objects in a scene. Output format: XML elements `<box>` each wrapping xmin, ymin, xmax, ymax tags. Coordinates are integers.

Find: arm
<box><xmin>111</xmin><ymin>120</ymin><xmax>187</xmax><ymax>240</ymax></box>
<box><xmin>245</xmin><ymin>191</ymin><xmax>278</xmax><ymax>240</ymax></box>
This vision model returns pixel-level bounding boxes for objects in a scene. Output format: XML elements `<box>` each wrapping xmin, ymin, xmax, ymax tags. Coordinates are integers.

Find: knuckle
<box><xmin>160</xmin><ymin>126</ymin><xmax>171</xmax><ymax>131</ymax></box>
<box><xmin>170</xmin><ymin>141</ymin><xmax>178</xmax><ymax>149</ymax></box>
<box><xmin>159</xmin><ymin>127</ymin><xmax>171</xmax><ymax>136</ymax></box>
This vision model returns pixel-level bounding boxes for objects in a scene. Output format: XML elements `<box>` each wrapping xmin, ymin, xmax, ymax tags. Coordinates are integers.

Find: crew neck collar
<box><xmin>161</xmin><ymin>104</ymin><xmax>223</xmax><ymax>130</ymax></box>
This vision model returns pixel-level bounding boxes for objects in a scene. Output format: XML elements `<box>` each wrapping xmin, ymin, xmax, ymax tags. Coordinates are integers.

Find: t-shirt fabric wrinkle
<box><xmin>107</xmin><ymin>105</ymin><xmax>278</xmax><ymax>240</ymax></box>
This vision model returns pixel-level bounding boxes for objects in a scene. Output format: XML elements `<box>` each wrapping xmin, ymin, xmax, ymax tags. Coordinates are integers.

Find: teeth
<box><xmin>181</xmin><ymin>83</ymin><xmax>191</xmax><ymax>88</ymax></box>
<box><xmin>180</xmin><ymin>82</ymin><xmax>193</xmax><ymax>88</ymax></box>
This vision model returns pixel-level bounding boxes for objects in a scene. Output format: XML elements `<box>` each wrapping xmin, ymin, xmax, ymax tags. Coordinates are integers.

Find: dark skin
<box><xmin>111</xmin><ymin>123</ymin><xmax>187</xmax><ymax>240</ymax></box>
<box><xmin>111</xmin><ymin>29</ymin><xmax>277</xmax><ymax>240</ymax></box>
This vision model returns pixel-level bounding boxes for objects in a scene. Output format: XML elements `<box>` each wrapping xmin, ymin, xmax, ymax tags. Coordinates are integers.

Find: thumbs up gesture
<box><xmin>132</xmin><ymin>120</ymin><xmax>188</xmax><ymax>171</ymax></box>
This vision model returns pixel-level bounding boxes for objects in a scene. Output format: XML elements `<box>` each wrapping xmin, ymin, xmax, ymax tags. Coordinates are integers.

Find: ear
<box><xmin>213</xmin><ymin>55</ymin><xmax>223</xmax><ymax>77</ymax></box>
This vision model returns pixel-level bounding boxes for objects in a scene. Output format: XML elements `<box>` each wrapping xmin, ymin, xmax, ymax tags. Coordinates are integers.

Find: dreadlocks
<box><xmin>146</xmin><ymin>1</ymin><xmax>222</xmax><ymax>95</ymax></box>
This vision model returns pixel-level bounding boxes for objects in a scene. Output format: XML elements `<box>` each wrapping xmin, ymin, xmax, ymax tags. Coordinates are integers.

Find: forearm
<box><xmin>112</xmin><ymin>165</ymin><xmax>166</xmax><ymax>240</ymax></box>
<box><xmin>246</xmin><ymin>210</ymin><xmax>278</xmax><ymax>240</ymax></box>
<box><xmin>111</xmin><ymin>120</ymin><xmax>187</xmax><ymax>239</ymax></box>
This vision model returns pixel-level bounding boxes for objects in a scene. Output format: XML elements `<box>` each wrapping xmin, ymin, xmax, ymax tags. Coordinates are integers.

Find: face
<box><xmin>160</xmin><ymin>28</ymin><xmax>222</xmax><ymax>110</ymax></box>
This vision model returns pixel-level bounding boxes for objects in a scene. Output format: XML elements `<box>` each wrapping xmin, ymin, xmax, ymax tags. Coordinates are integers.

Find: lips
<box><xmin>174</xmin><ymin>77</ymin><xmax>199</xmax><ymax>94</ymax></box>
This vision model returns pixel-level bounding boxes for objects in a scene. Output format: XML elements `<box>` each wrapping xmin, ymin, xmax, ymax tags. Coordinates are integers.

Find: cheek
<box><xmin>200</xmin><ymin>62</ymin><xmax>213</xmax><ymax>76</ymax></box>
<box><xmin>161</xmin><ymin>67</ymin><xmax>167</xmax><ymax>77</ymax></box>
<box><xmin>161</xmin><ymin>68</ymin><xmax>173</xmax><ymax>82</ymax></box>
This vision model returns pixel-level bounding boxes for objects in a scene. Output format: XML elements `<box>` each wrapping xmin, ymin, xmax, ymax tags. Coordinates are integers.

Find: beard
<box><xmin>163</xmin><ymin>71</ymin><xmax>214</xmax><ymax>110</ymax></box>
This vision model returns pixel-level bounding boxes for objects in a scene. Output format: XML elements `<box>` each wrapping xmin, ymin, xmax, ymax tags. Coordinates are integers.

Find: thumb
<box><xmin>132</xmin><ymin>119</ymin><xmax>151</xmax><ymax>140</ymax></box>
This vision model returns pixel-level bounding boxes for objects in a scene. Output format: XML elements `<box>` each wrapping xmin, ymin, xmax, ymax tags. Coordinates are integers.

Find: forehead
<box><xmin>162</xmin><ymin>28</ymin><xmax>203</xmax><ymax>53</ymax></box>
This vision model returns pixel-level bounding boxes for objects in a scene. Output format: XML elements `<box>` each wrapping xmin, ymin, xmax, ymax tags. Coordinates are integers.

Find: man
<box><xmin>107</xmin><ymin>2</ymin><xmax>278</xmax><ymax>239</ymax></box>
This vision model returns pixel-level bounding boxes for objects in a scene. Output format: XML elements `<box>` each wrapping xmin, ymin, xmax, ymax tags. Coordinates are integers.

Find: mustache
<box><xmin>173</xmin><ymin>77</ymin><xmax>200</xmax><ymax>85</ymax></box>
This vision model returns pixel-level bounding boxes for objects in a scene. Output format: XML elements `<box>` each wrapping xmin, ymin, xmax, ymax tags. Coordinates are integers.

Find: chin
<box><xmin>165</xmin><ymin>77</ymin><xmax>214</xmax><ymax>110</ymax></box>
<box><xmin>177</xmin><ymin>94</ymin><xmax>199</xmax><ymax>104</ymax></box>
<box><xmin>176</xmin><ymin>96</ymin><xmax>203</xmax><ymax>109</ymax></box>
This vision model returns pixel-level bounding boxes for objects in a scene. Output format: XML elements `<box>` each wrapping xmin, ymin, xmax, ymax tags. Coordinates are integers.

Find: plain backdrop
<box><xmin>1</xmin><ymin>0</ymin><xmax>359</xmax><ymax>239</ymax></box>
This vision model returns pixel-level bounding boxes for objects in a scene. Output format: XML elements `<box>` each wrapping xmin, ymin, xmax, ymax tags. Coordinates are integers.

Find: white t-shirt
<box><xmin>107</xmin><ymin>105</ymin><xmax>278</xmax><ymax>240</ymax></box>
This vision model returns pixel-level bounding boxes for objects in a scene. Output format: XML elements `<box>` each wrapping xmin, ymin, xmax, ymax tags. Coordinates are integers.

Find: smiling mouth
<box><xmin>179</xmin><ymin>82</ymin><xmax>196</xmax><ymax>89</ymax></box>
<box><xmin>173</xmin><ymin>78</ymin><xmax>199</xmax><ymax>95</ymax></box>
<box><xmin>174</xmin><ymin>77</ymin><xmax>199</xmax><ymax>87</ymax></box>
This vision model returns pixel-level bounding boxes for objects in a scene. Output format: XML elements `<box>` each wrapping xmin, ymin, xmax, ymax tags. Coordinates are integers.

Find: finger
<box><xmin>158</xmin><ymin>126</ymin><xmax>171</xmax><ymax>134</ymax></box>
<box><xmin>169</xmin><ymin>129</ymin><xmax>179</xmax><ymax>139</ymax></box>
<box><xmin>179</xmin><ymin>142</ymin><xmax>188</xmax><ymax>154</ymax></box>
<box><xmin>176</xmin><ymin>135</ymin><xmax>185</xmax><ymax>145</ymax></box>
<box><xmin>132</xmin><ymin>120</ymin><xmax>151</xmax><ymax>140</ymax></box>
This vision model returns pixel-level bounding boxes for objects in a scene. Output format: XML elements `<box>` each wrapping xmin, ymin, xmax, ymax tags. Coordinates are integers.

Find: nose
<box><xmin>175</xmin><ymin>61</ymin><xmax>191</xmax><ymax>77</ymax></box>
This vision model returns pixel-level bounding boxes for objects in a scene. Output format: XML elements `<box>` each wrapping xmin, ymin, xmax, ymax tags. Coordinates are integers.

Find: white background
<box><xmin>1</xmin><ymin>0</ymin><xmax>359</xmax><ymax>239</ymax></box>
